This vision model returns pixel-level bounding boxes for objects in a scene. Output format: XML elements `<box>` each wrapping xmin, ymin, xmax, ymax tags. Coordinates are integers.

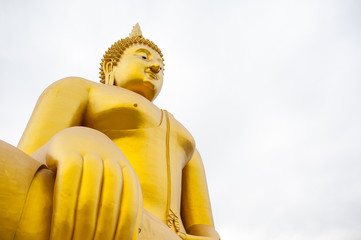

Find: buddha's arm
<box><xmin>18</xmin><ymin>77</ymin><xmax>91</xmax><ymax>155</ymax></box>
<box><xmin>14</xmin><ymin>78</ymin><xmax>143</xmax><ymax>239</ymax></box>
<box><xmin>181</xmin><ymin>149</ymin><xmax>220</xmax><ymax>240</ymax></box>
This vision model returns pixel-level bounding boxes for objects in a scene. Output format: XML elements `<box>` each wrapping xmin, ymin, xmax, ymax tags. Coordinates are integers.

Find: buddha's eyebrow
<box><xmin>135</xmin><ymin>48</ymin><xmax>151</xmax><ymax>56</ymax></box>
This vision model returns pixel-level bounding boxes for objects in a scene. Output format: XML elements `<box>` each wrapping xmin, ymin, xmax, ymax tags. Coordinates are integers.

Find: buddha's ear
<box><xmin>103</xmin><ymin>60</ymin><xmax>113</xmax><ymax>74</ymax></box>
<box><xmin>103</xmin><ymin>61</ymin><xmax>115</xmax><ymax>85</ymax></box>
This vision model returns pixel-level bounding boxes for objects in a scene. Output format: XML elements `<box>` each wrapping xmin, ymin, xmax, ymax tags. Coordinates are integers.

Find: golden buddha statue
<box><xmin>0</xmin><ymin>24</ymin><xmax>220</xmax><ymax>240</ymax></box>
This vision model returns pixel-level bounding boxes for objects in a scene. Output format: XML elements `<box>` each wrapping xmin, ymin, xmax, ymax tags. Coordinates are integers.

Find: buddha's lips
<box><xmin>145</xmin><ymin>70</ymin><xmax>157</xmax><ymax>80</ymax></box>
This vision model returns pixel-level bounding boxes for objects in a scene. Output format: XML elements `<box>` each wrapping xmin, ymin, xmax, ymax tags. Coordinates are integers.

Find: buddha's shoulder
<box><xmin>38</xmin><ymin>77</ymin><xmax>92</xmax><ymax>100</ymax></box>
<box><xmin>45</xmin><ymin>77</ymin><xmax>94</xmax><ymax>89</ymax></box>
<box><xmin>43</xmin><ymin>77</ymin><xmax>149</xmax><ymax>103</ymax></box>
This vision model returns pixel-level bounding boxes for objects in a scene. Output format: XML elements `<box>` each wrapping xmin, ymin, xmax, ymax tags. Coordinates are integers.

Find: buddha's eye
<box><xmin>136</xmin><ymin>54</ymin><xmax>149</xmax><ymax>60</ymax></box>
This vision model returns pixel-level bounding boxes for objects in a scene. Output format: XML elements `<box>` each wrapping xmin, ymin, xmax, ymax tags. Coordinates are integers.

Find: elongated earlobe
<box><xmin>104</xmin><ymin>62</ymin><xmax>115</xmax><ymax>85</ymax></box>
<box><xmin>105</xmin><ymin>72</ymin><xmax>115</xmax><ymax>85</ymax></box>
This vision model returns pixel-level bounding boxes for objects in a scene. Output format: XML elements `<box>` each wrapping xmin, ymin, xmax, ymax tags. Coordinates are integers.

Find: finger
<box><xmin>49</xmin><ymin>151</ymin><xmax>83</xmax><ymax>240</ymax></box>
<box><xmin>72</xmin><ymin>153</ymin><xmax>103</xmax><ymax>240</ymax></box>
<box><xmin>94</xmin><ymin>157</ymin><xmax>123</xmax><ymax>240</ymax></box>
<box><xmin>114</xmin><ymin>166</ymin><xmax>141</xmax><ymax>240</ymax></box>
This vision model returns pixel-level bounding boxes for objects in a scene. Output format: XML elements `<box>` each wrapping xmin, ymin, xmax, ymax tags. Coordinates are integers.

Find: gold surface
<box><xmin>0</xmin><ymin>24</ymin><xmax>220</xmax><ymax>240</ymax></box>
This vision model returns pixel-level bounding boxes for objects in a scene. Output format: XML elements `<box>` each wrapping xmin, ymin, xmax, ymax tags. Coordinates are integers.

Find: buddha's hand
<box><xmin>44</xmin><ymin>127</ymin><xmax>142</xmax><ymax>240</ymax></box>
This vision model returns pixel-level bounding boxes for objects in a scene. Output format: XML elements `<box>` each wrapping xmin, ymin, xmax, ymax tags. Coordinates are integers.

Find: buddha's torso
<box><xmin>83</xmin><ymin>83</ymin><xmax>195</xmax><ymax>232</ymax></box>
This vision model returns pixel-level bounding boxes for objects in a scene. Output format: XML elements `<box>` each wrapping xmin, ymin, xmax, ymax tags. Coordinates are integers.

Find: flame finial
<box><xmin>129</xmin><ymin>23</ymin><xmax>143</xmax><ymax>38</ymax></box>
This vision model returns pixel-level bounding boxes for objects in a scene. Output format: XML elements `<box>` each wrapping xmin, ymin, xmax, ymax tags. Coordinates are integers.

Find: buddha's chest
<box><xmin>83</xmin><ymin>86</ymin><xmax>162</xmax><ymax>130</ymax></box>
<box><xmin>82</xmin><ymin>85</ymin><xmax>196</xmax><ymax>220</ymax></box>
<box><xmin>98</xmin><ymin>110</ymin><xmax>194</xmax><ymax>222</ymax></box>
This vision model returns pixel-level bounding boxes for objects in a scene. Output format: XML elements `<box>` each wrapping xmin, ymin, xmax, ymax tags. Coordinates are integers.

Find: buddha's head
<box><xmin>100</xmin><ymin>24</ymin><xmax>164</xmax><ymax>102</ymax></box>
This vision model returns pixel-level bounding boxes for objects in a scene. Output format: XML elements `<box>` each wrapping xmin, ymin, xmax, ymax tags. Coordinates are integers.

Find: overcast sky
<box><xmin>1</xmin><ymin>0</ymin><xmax>361</xmax><ymax>239</ymax></box>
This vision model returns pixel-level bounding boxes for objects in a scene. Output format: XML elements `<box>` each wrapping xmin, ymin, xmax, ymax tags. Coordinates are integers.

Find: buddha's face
<box><xmin>111</xmin><ymin>44</ymin><xmax>164</xmax><ymax>101</ymax></box>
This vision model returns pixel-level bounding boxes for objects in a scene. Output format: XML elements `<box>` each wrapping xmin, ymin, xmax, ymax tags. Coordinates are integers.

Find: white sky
<box><xmin>1</xmin><ymin>0</ymin><xmax>361</xmax><ymax>239</ymax></box>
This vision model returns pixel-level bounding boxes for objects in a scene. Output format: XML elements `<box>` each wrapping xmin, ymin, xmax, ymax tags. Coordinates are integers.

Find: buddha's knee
<box><xmin>0</xmin><ymin>140</ymin><xmax>54</xmax><ymax>240</ymax></box>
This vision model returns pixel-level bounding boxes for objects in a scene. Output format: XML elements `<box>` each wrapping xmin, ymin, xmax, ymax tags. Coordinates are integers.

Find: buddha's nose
<box><xmin>150</xmin><ymin>64</ymin><xmax>160</xmax><ymax>73</ymax></box>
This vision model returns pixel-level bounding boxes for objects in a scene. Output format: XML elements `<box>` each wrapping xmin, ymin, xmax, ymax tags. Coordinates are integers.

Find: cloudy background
<box><xmin>1</xmin><ymin>0</ymin><xmax>361</xmax><ymax>239</ymax></box>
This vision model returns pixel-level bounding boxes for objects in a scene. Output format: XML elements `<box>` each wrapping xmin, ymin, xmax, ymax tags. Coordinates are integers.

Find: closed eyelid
<box><xmin>135</xmin><ymin>48</ymin><xmax>152</xmax><ymax>58</ymax></box>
